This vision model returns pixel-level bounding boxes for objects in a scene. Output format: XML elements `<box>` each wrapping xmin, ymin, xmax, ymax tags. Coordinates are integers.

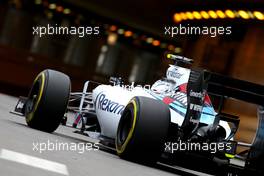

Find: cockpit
<box><xmin>151</xmin><ymin>77</ymin><xmax>178</xmax><ymax>94</ymax></box>
<box><xmin>151</xmin><ymin>64</ymin><xmax>190</xmax><ymax>95</ymax></box>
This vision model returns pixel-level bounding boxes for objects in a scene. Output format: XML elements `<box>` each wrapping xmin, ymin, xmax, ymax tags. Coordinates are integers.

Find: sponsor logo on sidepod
<box><xmin>97</xmin><ymin>93</ymin><xmax>125</xmax><ymax>115</ymax></box>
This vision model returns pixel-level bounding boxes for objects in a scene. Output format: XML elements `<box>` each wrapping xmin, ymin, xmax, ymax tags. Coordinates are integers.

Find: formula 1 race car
<box><xmin>12</xmin><ymin>53</ymin><xmax>264</xmax><ymax>175</ymax></box>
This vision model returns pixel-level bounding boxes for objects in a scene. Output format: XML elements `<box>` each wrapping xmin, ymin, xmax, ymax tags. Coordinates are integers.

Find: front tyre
<box><xmin>25</xmin><ymin>69</ymin><xmax>71</xmax><ymax>133</ymax></box>
<box><xmin>116</xmin><ymin>96</ymin><xmax>170</xmax><ymax>161</ymax></box>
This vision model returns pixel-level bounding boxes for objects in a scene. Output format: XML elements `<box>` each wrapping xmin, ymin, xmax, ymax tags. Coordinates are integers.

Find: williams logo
<box><xmin>167</xmin><ymin>67</ymin><xmax>184</xmax><ymax>79</ymax></box>
<box><xmin>97</xmin><ymin>93</ymin><xmax>125</xmax><ymax>115</ymax></box>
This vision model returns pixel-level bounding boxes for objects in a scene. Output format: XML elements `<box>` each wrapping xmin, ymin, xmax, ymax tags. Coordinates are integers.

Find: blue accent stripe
<box><xmin>146</xmin><ymin>90</ymin><xmax>216</xmax><ymax>124</ymax></box>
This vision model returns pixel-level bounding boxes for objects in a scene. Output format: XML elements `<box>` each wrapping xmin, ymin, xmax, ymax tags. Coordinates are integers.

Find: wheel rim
<box><xmin>25</xmin><ymin>72</ymin><xmax>45</xmax><ymax>123</ymax></box>
<box><xmin>26</xmin><ymin>80</ymin><xmax>40</xmax><ymax>114</ymax></box>
<box><xmin>116</xmin><ymin>99</ymin><xmax>138</xmax><ymax>154</ymax></box>
<box><xmin>118</xmin><ymin>109</ymin><xmax>133</xmax><ymax>144</ymax></box>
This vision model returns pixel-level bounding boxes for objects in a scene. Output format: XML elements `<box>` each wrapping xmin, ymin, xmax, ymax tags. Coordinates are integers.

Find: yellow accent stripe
<box><xmin>225</xmin><ymin>153</ymin><xmax>235</xmax><ymax>158</ymax></box>
<box><xmin>26</xmin><ymin>72</ymin><xmax>45</xmax><ymax>123</ymax></box>
<box><xmin>116</xmin><ymin>99</ymin><xmax>137</xmax><ymax>154</ymax></box>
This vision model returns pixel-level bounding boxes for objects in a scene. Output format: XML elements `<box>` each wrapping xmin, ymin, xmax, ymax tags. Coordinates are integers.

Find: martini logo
<box><xmin>170</xmin><ymin>92</ymin><xmax>188</xmax><ymax>106</ymax></box>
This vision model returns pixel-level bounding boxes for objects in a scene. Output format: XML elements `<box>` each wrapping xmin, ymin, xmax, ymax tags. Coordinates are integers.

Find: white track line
<box><xmin>0</xmin><ymin>149</ymin><xmax>69</xmax><ymax>175</ymax></box>
<box><xmin>157</xmin><ymin>162</ymin><xmax>214</xmax><ymax>176</ymax></box>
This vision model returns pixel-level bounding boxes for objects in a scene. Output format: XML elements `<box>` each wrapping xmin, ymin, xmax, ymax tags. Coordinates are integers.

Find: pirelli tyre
<box><xmin>25</xmin><ymin>69</ymin><xmax>71</xmax><ymax>133</ymax></box>
<box><xmin>116</xmin><ymin>96</ymin><xmax>170</xmax><ymax>162</ymax></box>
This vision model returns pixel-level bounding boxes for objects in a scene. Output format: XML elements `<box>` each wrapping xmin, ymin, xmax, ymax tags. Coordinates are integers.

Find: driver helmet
<box><xmin>151</xmin><ymin>78</ymin><xmax>177</xmax><ymax>94</ymax></box>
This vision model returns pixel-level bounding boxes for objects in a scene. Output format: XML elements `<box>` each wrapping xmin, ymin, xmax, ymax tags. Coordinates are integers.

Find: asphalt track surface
<box><xmin>0</xmin><ymin>93</ymin><xmax>213</xmax><ymax>176</ymax></box>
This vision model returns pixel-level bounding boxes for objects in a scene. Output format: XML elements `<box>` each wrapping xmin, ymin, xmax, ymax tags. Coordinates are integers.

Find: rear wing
<box><xmin>205</xmin><ymin>71</ymin><xmax>264</xmax><ymax>106</ymax></box>
<box><xmin>185</xmin><ymin>68</ymin><xmax>264</xmax><ymax>173</ymax></box>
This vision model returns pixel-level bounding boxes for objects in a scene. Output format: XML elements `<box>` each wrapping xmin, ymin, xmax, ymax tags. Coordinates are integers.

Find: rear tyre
<box><xmin>116</xmin><ymin>96</ymin><xmax>170</xmax><ymax>162</ymax></box>
<box><xmin>25</xmin><ymin>69</ymin><xmax>71</xmax><ymax>133</ymax></box>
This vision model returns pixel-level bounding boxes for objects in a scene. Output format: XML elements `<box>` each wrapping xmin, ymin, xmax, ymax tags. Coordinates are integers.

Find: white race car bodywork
<box><xmin>92</xmin><ymin>65</ymin><xmax>231</xmax><ymax>139</ymax></box>
<box><xmin>93</xmin><ymin>85</ymin><xmax>152</xmax><ymax>138</ymax></box>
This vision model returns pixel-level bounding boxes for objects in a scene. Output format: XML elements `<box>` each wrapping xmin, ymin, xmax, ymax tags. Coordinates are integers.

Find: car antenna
<box><xmin>165</xmin><ymin>53</ymin><xmax>194</xmax><ymax>65</ymax></box>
